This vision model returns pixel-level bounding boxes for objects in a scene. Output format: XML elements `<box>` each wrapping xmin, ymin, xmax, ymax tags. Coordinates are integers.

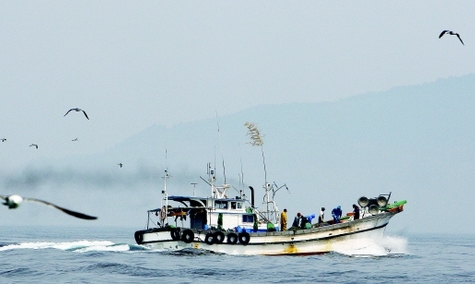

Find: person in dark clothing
<box><xmin>318</xmin><ymin>207</ymin><xmax>325</xmax><ymax>225</ymax></box>
<box><xmin>331</xmin><ymin>206</ymin><xmax>342</xmax><ymax>224</ymax></box>
<box><xmin>300</xmin><ymin>215</ymin><xmax>308</xmax><ymax>229</ymax></box>
<box><xmin>292</xmin><ymin>212</ymin><xmax>301</xmax><ymax>228</ymax></box>
<box><xmin>353</xmin><ymin>204</ymin><xmax>360</xmax><ymax>220</ymax></box>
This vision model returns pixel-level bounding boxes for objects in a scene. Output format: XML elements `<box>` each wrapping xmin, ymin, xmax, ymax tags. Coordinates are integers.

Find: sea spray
<box><xmin>334</xmin><ymin>235</ymin><xmax>408</xmax><ymax>257</ymax></box>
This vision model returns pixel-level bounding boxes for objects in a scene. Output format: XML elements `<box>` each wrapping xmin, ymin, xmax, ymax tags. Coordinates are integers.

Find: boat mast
<box><xmin>159</xmin><ymin>168</ymin><xmax>170</xmax><ymax>227</ymax></box>
<box><xmin>191</xmin><ymin>182</ymin><xmax>197</xmax><ymax>196</ymax></box>
<box><xmin>207</xmin><ymin>162</ymin><xmax>215</xmax><ymax>198</ymax></box>
<box><xmin>215</xmin><ymin>112</ymin><xmax>227</xmax><ymax>185</ymax></box>
<box><xmin>160</xmin><ymin>149</ymin><xmax>170</xmax><ymax>226</ymax></box>
<box><xmin>265</xmin><ymin>182</ymin><xmax>270</xmax><ymax>220</ymax></box>
<box><xmin>245</xmin><ymin>122</ymin><xmax>272</xmax><ymax>221</ymax></box>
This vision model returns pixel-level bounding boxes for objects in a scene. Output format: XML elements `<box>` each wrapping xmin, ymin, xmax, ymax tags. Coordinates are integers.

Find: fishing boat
<box><xmin>133</xmin><ymin>166</ymin><xmax>406</xmax><ymax>255</ymax></box>
<box><xmin>133</xmin><ymin>122</ymin><xmax>406</xmax><ymax>255</ymax></box>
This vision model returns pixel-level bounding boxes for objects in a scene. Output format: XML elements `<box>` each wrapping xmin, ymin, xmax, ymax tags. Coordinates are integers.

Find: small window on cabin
<box><xmin>215</xmin><ymin>200</ymin><xmax>228</xmax><ymax>209</ymax></box>
<box><xmin>242</xmin><ymin>214</ymin><xmax>254</xmax><ymax>223</ymax></box>
<box><xmin>231</xmin><ymin>202</ymin><xmax>237</xmax><ymax>209</ymax></box>
<box><xmin>237</xmin><ymin>202</ymin><xmax>242</xmax><ymax>209</ymax></box>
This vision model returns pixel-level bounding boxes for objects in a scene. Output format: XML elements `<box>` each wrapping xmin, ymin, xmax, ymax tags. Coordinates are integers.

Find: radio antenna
<box><xmin>215</xmin><ymin>111</ymin><xmax>227</xmax><ymax>184</ymax></box>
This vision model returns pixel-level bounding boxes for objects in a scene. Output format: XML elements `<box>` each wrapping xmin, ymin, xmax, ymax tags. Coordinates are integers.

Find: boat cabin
<box><xmin>147</xmin><ymin>195</ymin><xmax>262</xmax><ymax>232</ymax></box>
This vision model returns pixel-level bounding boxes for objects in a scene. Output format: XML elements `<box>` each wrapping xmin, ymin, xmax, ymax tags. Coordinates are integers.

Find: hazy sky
<box><xmin>1</xmin><ymin>1</ymin><xmax>475</xmax><ymax>231</ymax></box>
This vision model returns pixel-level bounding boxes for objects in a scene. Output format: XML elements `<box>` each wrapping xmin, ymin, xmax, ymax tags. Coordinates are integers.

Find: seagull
<box><xmin>439</xmin><ymin>30</ymin><xmax>464</xmax><ymax>45</ymax></box>
<box><xmin>29</xmin><ymin>144</ymin><xmax>38</xmax><ymax>149</ymax></box>
<box><xmin>1</xmin><ymin>194</ymin><xmax>97</xmax><ymax>220</ymax></box>
<box><xmin>1</xmin><ymin>138</ymin><xmax>6</xmax><ymax>142</ymax></box>
<box><xmin>72</xmin><ymin>138</ymin><xmax>79</xmax><ymax>142</ymax></box>
<box><xmin>64</xmin><ymin>108</ymin><xmax>89</xmax><ymax>120</ymax></box>
<box><xmin>118</xmin><ymin>163</ymin><xmax>123</xmax><ymax>168</ymax></box>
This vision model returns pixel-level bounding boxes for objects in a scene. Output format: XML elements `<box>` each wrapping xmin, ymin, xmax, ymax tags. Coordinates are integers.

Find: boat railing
<box><xmin>253</xmin><ymin>207</ymin><xmax>280</xmax><ymax>225</ymax></box>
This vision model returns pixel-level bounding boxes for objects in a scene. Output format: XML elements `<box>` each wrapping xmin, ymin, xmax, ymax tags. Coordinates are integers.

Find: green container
<box><xmin>383</xmin><ymin>200</ymin><xmax>407</xmax><ymax>210</ymax></box>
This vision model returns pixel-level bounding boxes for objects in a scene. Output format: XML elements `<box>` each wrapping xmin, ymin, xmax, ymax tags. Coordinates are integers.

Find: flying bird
<box><xmin>64</xmin><ymin>108</ymin><xmax>89</xmax><ymax>120</ymax></box>
<box><xmin>72</xmin><ymin>138</ymin><xmax>79</xmax><ymax>142</ymax></box>
<box><xmin>118</xmin><ymin>163</ymin><xmax>123</xmax><ymax>168</ymax></box>
<box><xmin>439</xmin><ymin>30</ymin><xmax>464</xmax><ymax>45</ymax></box>
<box><xmin>1</xmin><ymin>194</ymin><xmax>97</xmax><ymax>220</ymax></box>
<box><xmin>29</xmin><ymin>144</ymin><xmax>38</xmax><ymax>149</ymax></box>
<box><xmin>1</xmin><ymin>138</ymin><xmax>6</xmax><ymax>142</ymax></box>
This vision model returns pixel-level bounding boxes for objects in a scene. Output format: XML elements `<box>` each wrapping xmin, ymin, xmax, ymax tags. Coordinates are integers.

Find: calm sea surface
<box><xmin>0</xmin><ymin>226</ymin><xmax>474</xmax><ymax>283</ymax></box>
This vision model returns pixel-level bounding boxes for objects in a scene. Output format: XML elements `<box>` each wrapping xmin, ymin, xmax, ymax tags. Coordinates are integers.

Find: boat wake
<box><xmin>0</xmin><ymin>240</ymin><xmax>225</xmax><ymax>256</ymax></box>
<box><xmin>334</xmin><ymin>235</ymin><xmax>408</xmax><ymax>257</ymax></box>
<box><xmin>0</xmin><ymin>235</ymin><xmax>408</xmax><ymax>257</ymax></box>
<box><xmin>0</xmin><ymin>240</ymin><xmax>148</xmax><ymax>253</ymax></box>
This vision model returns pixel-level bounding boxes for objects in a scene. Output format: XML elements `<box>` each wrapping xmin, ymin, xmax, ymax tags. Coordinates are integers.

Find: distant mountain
<box><xmin>100</xmin><ymin>73</ymin><xmax>475</xmax><ymax>233</ymax></box>
<box><xmin>4</xmin><ymin>74</ymin><xmax>475</xmax><ymax>233</ymax></box>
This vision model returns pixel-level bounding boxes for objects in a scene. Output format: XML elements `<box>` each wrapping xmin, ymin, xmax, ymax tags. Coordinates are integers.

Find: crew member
<box><xmin>353</xmin><ymin>204</ymin><xmax>360</xmax><ymax>220</ymax></box>
<box><xmin>318</xmin><ymin>207</ymin><xmax>325</xmax><ymax>225</ymax></box>
<box><xmin>280</xmin><ymin>209</ymin><xmax>288</xmax><ymax>231</ymax></box>
<box><xmin>331</xmin><ymin>205</ymin><xmax>342</xmax><ymax>224</ymax></box>
<box><xmin>292</xmin><ymin>212</ymin><xmax>302</xmax><ymax>228</ymax></box>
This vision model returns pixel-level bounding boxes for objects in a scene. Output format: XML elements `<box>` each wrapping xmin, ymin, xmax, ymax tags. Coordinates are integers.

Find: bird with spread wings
<box><xmin>439</xmin><ymin>30</ymin><xmax>464</xmax><ymax>45</ymax></box>
<box><xmin>64</xmin><ymin>108</ymin><xmax>89</xmax><ymax>120</ymax></box>
<box><xmin>1</xmin><ymin>194</ymin><xmax>97</xmax><ymax>220</ymax></box>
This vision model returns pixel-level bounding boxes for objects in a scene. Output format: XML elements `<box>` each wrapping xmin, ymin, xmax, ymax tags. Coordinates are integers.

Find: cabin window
<box><xmin>237</xmin><ymin>202</ymin><xmax>242</xmax><ymax>209</ymax></box>
<box><xmin>242</xmin><ymin>214</ymin><xmax>254</xmax><ymax>223</ymax></box>
<box><xmin>231</xmin><ymin>202</ymin><xmax>237</xmax><ymax>209</ymax></box>
<box><xmin>215</xmin><ymin>200</ymin><xmax>228</xmax><ymax>209</ymax></box>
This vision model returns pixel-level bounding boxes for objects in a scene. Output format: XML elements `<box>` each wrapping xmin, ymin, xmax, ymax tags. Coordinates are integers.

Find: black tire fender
<box><xmin>181</xmin><ymin>229</ymin><xmax>194</xmax><ymax>243</ymax></box>
<box><xmin>205</xmin><ymin>232</ymin><xmax>215</xmax><ymax>245</ymax></box>
<box><xmin>134</xmin><ymin>231</ymin><xmax>144</xmax><ymax>244</ymax></box>
<box><xmin>226</xmin><ymin>232</ymin><xmax>238</xmax><ymax>244</ymax></box>
<box><xmin>214</xmin><ymin>231</ymin><xmax>225</xmax><ymax>244</ymax></box>
<box><xmin>239</xmin><ymin>232</ymin><xmax>250</xmax><ymax>245</ymax></box>
<box><xmin>170</xmin><ymin>228</ymin><xmax>181</xmax><ymax>241</ymax></box>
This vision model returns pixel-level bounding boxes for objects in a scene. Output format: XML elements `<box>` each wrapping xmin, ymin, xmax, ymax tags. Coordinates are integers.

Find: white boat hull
<box><xmin>135</xmin><ymin>211</ymin><xmax>398</xmax><ymax>255</ymax></box>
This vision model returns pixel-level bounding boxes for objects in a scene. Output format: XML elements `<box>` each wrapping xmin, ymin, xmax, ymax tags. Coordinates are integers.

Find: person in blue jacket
<box><xmin>331</xmin><ymin>205</ymin><xmax>342</xmax><ymax>224</ymax></box>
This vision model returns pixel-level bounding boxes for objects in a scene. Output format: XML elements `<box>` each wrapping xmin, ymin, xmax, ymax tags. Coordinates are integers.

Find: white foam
<box><xmin>379</xmin><ymin>235</ymin><xmax>408</xmax><ymax>254</ymax></box>
<box><xmin>0</xmin><ymin>240</ymin><xmax>115</xmax><ymax>252</ymax></box>
<box><xmin>335</xmin><ymin>235</ymin><xmax>408</xmax><ymax>257</ymax></box>
<box><xmin>75</xmin><ymin>243</ymin><xmax>131</xmax><ymax>253</ymax></box>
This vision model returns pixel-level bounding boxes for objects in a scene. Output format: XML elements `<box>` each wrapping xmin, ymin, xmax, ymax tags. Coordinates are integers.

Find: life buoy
<box><xmin>160</xmin><ymin>207</ymin><xmax>167</xmax><ymax>220</ymax></box>
<box><xmin>226</xmin><ymin>232</ymin><xmax>238</xmax><ymax>244</ymax></box>
<box><xmin>134</xmin><ymin>231</ymin><xmax>144</xmax><ymax>244</ymax></box>
<box><xmin>239</xmin><ymin>232</ymin><xmax>250</xmax><ymax>245</ymax></box>
<box><xmin>214</xmin><ymin>231</ymin><xmax>225</xmax><ymax>244</ymax></box>
<box><xmin>182</xmin><ymin>229</ymin><xmax>194</xmax><ymax>243</ymax></box>
<box><xmin>170</xmin><ymin>228</ymin><xmax>181</xmax><ymax>240</ymax></box>
<box><xmin>205</xmin><ymin>232</ymin><xmax>215</xmax><ymax>245</ymax></box>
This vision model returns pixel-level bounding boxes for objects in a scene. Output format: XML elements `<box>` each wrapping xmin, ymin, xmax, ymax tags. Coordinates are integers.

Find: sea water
<box><xmin>0</xmin><ymin>226</ymin><xmax>474</xmax><ymax>283</ymax></box>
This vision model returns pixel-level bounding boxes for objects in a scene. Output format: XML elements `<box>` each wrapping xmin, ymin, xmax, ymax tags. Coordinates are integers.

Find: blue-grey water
<box><xmin>0</xmin><ymin>226</ymin><xmax>474</xmax><ymax>283</ymax></box>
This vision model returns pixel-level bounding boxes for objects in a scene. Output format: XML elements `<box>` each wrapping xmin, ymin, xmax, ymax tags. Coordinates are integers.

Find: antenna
<box><xmin>160</xmin><ymin>149</ymin><xmax>170</xmax><ymax>220</ymax></box>
<box><xmin>164</xmin><ymin>148</ymin><xmax>168</xmax><ymax>171</ymax></box>
<box><xmin>191</xmin><ymin>182</ymin><xmax>198</xmax><ymax>196</ymax></box>
<box><xmin>163</xmin><ymin>149</ymin><xmax>169</xmax><ymax>191</ymax></box>
<box><xmin>215</xmin><ymin>111</ymin><xmax>227</xmax><ymax>184</ymax></box>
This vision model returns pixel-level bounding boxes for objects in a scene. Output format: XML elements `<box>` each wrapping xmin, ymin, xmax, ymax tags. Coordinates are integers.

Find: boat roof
<box><xmin>168</xmin><ymin>195</ymin><xmax>206</xmax><ymax>202</ymax></box>
<box><xmin>147</xmin><ymin>195</ymin><xmax>248</xmax><ymax>212</ymax></box>
<box><xmin>168</xmin><ymin>195</ymin><xmax>247</xmax><ymax>202</ymax></box>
